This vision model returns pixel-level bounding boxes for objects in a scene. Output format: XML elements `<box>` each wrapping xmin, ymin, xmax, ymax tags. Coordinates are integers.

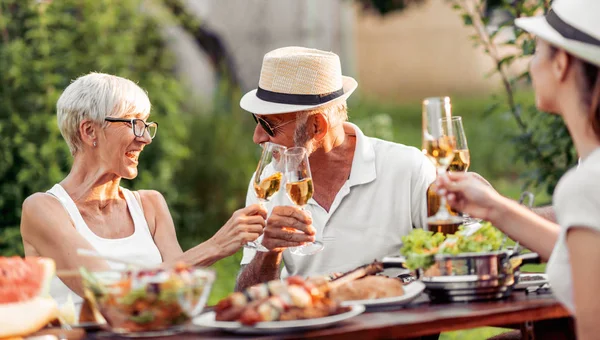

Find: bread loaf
<box><xmin>328</xmin><ymin>275</ymin><xmax>404</xmax><ymax>301</ymax></box>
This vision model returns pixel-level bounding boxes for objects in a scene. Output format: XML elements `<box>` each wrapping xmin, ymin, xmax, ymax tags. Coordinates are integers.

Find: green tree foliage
<box><xmin>359</xmin><ymin>0</ymin><xmax>575</xmax><ymax>195</ymax></box>
<box><xmin>170</xmin><ymin>110</ymin><xmax>258</xmax><ymax>251</ymax></box>
<box><xmin>0</xmin><ymin>0</ymin><xmax>260</xmax><ymax>270</ymax></box>
<box><xmin>0</xmin><ymin>0</ymin><xmax>191</xmax><ymax>255</ymax></box>
<box><xmin>449</xmin><ymin>0</ymin><xmax>575</xmax><ymax>195</ymax></box>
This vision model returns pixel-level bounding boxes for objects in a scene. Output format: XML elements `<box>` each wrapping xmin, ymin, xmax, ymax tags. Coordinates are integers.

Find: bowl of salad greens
<box><xmin>81</xmin><ymin>264</ymin><xmax>215</xmax><ymax>335</ymax></box>
<box><xmin>398</xmin><ymin>223</ymin><xmax>542</xmax><ymax>302</ymax></box>
<box><xmin>399</xmin><ymin>222</ymin><xmax>540</xmax><ymax>279</ymax></box>
<box><xmin>400</xmin><ymin>222</ymin><xmax>506</xmax><ymax>272</ymax></box>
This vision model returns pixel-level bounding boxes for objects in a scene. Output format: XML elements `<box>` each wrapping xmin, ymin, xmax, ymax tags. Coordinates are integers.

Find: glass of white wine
<box><xmin>445</xmin><ymin>116</ymin><xmax>470</xmax><ymax>172</ymax></box>
<box><xmin>284</xmin><ymin>147</ymin><xmax>323</xmax><ymax>256</ymax></box>
<box><xmin>245</xmin><ymin>142</ymin><xmax>287</xmax><ymax>252</ymax></box>
<box><xmin>444</xmin><ymin>116</ymin><xmax>481</xmax><ymax>224</ymax></box>
<box><xmin>423</xmin><ymin>97</ymin><xmax>464</xmax><ymax>225</ymax></box>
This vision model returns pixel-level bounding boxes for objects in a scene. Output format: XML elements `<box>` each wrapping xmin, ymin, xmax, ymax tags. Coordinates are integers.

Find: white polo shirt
<box><xmin>240</xmin><ymin>123</ymin><xmax>436</xmax><ymax>278</ymax></box>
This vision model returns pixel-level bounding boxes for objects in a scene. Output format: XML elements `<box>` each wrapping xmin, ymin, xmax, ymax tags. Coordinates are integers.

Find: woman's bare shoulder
<box><xmin>135</xmin><ymin>190</ymin><xmax>173</xmax><ymax>237</ymax></box>
<box><xmin>137</xmin><ymin>190</ymin><xmax>168</xmax><ymax>209</ymax></box>
<box><xmin>21</xmin><ymin>192</ymin><xmax>71</xmax><ymax>232</ymax></box>
<box><xmin>22</xmin><ymin>192</ymin><xmax>63</xmax><ymax>213</ymax></box>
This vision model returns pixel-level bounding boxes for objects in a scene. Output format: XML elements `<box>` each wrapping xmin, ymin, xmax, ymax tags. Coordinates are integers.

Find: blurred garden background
<box><xmin>0</xmin><ymin>0</ymin><xmax>568</xmax><ymax>338</ymax></box>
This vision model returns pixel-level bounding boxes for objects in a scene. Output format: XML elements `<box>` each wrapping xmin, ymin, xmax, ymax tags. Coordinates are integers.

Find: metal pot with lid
<box><xmin>385</xmin><ymin>192</ymin><xmax>542</xmax><ymax>302</ymax></box>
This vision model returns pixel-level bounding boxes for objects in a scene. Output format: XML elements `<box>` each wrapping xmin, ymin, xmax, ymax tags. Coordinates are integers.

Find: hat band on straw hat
<box><xmin>256</xmin><ymin>86</ymin><xmax>345</xmax><ymax>105</ymax></box>
<box><xmin>547</xmin><ymin>9</ymin><xmax>600</xmax><ymax>46</ymax></box>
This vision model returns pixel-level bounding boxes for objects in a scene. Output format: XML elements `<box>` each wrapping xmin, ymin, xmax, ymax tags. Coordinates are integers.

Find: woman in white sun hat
<box><xmin>437</xmin><ymin>0</ymin><xmax>600</xmax><ymax>338</ymax></box>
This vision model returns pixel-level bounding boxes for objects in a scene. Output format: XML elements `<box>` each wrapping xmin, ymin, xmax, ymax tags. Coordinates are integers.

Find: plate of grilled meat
<box><xmin>194</xmin><ymin>305</ymin><xmax>364</xmax><ymax>334</ymax></box>
<box><xmin>193</xmin><ymin>262</ymin><xmax>386</xmax><ymax>334</ymax></box>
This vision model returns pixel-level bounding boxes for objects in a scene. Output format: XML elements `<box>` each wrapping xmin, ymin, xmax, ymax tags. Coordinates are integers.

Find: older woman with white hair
<box><xmin>20</xmin><ymin>72</ymin><xmax>267</xmax><ymax>312</ymax></box>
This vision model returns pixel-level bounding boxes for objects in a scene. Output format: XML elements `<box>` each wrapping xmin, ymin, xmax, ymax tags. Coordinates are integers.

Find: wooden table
<box><xmin>74</xmin><ymin>290</ymin><xmax>573</xmax><ymax>340</ymax></box>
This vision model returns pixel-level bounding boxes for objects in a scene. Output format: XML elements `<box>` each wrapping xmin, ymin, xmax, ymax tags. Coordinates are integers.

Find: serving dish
<box><xmin>81</xmin><ymin>265</ymin><xmax>215</xmax><ymax>335</ymax></box>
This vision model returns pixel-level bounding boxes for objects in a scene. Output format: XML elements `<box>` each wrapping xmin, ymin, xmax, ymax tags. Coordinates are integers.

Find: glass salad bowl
<box><xmin>81</xmin><ymin>264</ymin><xmax>215</xmax><ymax>335</ymax></box>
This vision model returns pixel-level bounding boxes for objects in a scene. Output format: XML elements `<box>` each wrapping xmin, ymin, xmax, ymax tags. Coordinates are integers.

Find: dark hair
<box><xmin>549</xmin><ymin>46</ymin><xmax>600</xmax><ymax>139</ymax></box>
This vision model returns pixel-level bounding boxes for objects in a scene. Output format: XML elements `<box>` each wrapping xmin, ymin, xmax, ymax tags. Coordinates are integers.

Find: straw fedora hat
<box><xmin>240</xmin><ymin>46</ymin><xmax>358</xmax><ymax>115</ymax></box>
<box><xmin>515</xmin><ymin>0</ymin><xmax>600</xmax><ymax>67</ymax></box>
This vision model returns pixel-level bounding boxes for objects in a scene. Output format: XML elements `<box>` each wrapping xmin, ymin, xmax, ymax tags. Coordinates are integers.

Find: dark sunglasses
<box><xmin>105</xmin><ymin>117</ymin><xmax>158</xmax><ymax>139</ymax></box>
<box><xmin>252</xmin><ymin>114</ymin><xmax>297</xmax><ymax>137</ymax></box>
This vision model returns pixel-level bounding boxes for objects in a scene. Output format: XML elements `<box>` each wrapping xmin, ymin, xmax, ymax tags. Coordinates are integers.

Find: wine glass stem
<box><xmin>437</xmin><ymin>166</ymin><xmax>446</xmax><ymax>177</ymax></box>
<box><xmin>439</xmin><ymin>193</ymin><xmax>450</xmax><ymax>215</ymax></box>
<box><xmin>298</xmin><ymin>205</ymin><xmax>312</xmax><ymax>242</ymax></box>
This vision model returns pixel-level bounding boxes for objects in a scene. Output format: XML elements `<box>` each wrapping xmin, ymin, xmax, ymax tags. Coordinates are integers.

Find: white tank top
<box><xmin>46</xmin><ymin>184</ymin><xmax>163</xmax><ymax>314</ymax></box>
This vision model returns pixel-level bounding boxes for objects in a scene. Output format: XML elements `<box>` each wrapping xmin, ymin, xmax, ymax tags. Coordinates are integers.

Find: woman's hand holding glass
<box><xmin>210</xmin><ymin>204</ymin><xmax>268</xmax><ymax>257</ymax></box>
<box><xmin>422</xmin><ymin>97</ymin><xmax>464</xmax><ymax>225</ymax></box>
<box><xmin>437</xmin><ymin>172</ymin><xmax>504</xmax><ymax>223</ymax></box>
<box><xmin>244</xmin><ymin>142</ymin><xmax>287</xmax><ymax>252</ymax></box>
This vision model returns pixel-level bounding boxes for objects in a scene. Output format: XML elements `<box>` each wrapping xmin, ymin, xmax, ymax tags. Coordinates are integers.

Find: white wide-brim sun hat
<box><xmin>514</xmin><ymin>0</ymin><xmax>600</xmax><ymax>67</ymax></box>
<box><xmin>240</xmin><ymin>46</ymin><xmax>358</xmax><ymax>115</ymax></box>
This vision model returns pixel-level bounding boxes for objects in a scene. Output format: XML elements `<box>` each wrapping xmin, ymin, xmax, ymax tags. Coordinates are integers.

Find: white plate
<box><xmin>192</xmin><ymin>304</ymin><xmax>365</xmax><ymax>335</ymax></box>
<box><xmin>339</xmin><ymin>280</ymin><xmax>425</xmax><ymax>308</ymax></box>
<box><xmin>515</xmin><ymin>273</ymin><xmax>548</xmax><ymax>290</ymax></box>
<box><xmin>382</xmin><ymin>255</ymin><xmax>407</xmax><ymax>264</ymax></box>
<box><xmin>421</xmin><ymin>275</ymin><xmax>481</xmax><ymax>283</ymax></box>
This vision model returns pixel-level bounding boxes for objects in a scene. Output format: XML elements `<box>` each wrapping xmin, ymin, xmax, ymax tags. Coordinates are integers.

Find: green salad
<box><xmin>400</xmin><ymin>222</ymin><xmax>504</xmax><ymax>270</ymax></box>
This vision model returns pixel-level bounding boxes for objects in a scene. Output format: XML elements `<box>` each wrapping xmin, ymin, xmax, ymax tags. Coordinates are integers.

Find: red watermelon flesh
<box><xmin>0</xmin><ymin>257</ymin><xmax>55</xmax><ymax>304</ymax></box>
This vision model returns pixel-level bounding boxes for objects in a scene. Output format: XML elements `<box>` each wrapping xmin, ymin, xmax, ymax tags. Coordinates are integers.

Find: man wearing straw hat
<box><xmin>235</xmin><ymin>46</ymin><xmax>436</xmax><ymax>290</ymax></box>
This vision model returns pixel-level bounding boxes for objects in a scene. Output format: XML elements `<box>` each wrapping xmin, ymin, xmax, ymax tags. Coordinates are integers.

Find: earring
<box><xmin>93</xmin><ymin>141</ymin><xmax>97</xmax><ymax>147</ymax></box>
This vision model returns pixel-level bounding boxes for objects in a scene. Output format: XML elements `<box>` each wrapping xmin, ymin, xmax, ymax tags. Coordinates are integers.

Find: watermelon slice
<box><xmin>0</xmin><ymin>257</ymin><xmax>58</xmax><ymax>338</ymax></box>
<box><xmin>0</xmin><ymin>257</ymin><xmax>55</xmax><ymax>303</ymax></box>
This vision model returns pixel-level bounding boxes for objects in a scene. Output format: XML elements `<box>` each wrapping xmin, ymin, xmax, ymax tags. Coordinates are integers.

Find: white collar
<box><xmin>344</xmin><ymin>122</ymin><xmax>377</xmax><ymax>187</ymax></box>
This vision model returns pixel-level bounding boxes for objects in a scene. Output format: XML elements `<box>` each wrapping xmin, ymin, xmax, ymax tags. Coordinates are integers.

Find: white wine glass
<box><xmin>444</xmin><ymin>116</ymin><xmax>481</xmax><ymax>224</ymax></box>
<box><xmin>423</xmin><ymin>97</ymin><xmax>464</xmax><ymax>225</ymax></box>
<box><xmin>445</xmin><ymin>116</ymin><xmax>470</xmax><ymax>172</ymax></box>
<box><xmin>284</xmin><ymin>147</ymin><xmax>323</xmax><ymax>256</ymax></box>
<box><xmin>245</xmin><ymin>142</ymin><xmax>287</xmax><ymax>252</ymax></box>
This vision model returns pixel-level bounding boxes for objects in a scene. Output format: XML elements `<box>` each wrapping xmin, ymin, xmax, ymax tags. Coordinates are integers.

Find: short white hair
<box><xmin>56</xmin><ymin>72</ymin><xmax>151</xmax><ymax>155</ymax></box>
<box><xmin>293</xmin><ymin>101</ymin><xmax>348</xmax><ymax>147</ymax></box>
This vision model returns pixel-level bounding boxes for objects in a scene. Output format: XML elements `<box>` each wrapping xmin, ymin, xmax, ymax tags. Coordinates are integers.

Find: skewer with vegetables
<box><xmin>215</xmin><ymin>261</ymin><xmax>384</xmax><ymax>325</ymax></box>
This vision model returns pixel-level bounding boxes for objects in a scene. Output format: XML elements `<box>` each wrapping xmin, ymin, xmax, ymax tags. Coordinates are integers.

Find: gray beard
<box><xmin>294</xmin><ymin>120</ymin><xmax>308</xmax><ymax>145</ymax></box>
<box><xmin>294</xmin><ymin>120</ymin><xmax>319</xmax><ymax>154</ymax></box>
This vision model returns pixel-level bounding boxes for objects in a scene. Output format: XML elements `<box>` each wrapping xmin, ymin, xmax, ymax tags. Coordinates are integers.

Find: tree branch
<box><xmin>457</xmin><ymin>0</ymin><xmax>545</xmax><ymax>161</ymax></box>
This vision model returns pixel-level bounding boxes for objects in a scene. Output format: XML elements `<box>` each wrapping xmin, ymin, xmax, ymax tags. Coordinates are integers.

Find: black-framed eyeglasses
<box><xmin>105</xmin><ymin>117</ymin><xmax>158</xmax><ymax>139</ymax></box>
<box><xmin>252</xmin><ymin>114</ymin><xmax>297</xmax><ymax>137</ymax></box>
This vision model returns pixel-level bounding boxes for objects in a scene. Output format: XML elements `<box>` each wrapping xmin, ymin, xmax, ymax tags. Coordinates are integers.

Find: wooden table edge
<box><xmin>284</xmin><ymin>302</ymin><xmax>571</xmax><ymax>339</ymax></box>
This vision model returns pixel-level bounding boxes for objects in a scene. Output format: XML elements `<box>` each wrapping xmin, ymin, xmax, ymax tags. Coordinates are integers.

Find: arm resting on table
<box><xmin>235</xmin><ymin>252</ymin><xmax>282</xmax><ymax>291</ymax></box>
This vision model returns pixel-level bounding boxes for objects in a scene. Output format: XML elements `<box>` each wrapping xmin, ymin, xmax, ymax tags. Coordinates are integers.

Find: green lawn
<box><xmin>203</xmin><ymin>93</ymin><xmax>548</xmax><ymax>339</ymax></box>
<box><xmin>441</xmin><ymin>327</ymin><xmax>514</xmax><ymax>339</ymax></box>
